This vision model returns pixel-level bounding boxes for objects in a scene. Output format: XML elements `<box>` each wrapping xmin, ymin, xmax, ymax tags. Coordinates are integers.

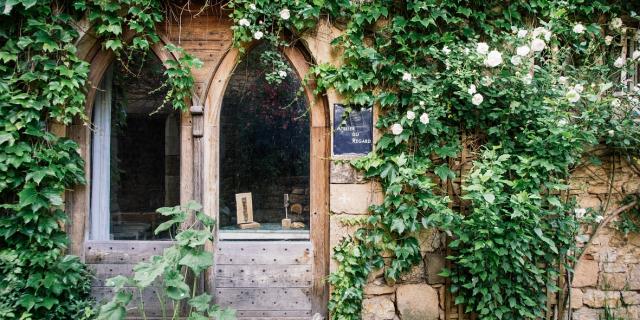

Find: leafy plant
<box><xmin>97</xmin><ymin>202</ymin><xmax>235</xmax><ymax>320</ymax></box>
<box><xmin>226</xmin><ymin>0</ymin><xmax>640</xmax><ymax>319</ymax></box>
<box><xmin>0</xmin><ymin>0</ymin><xmax>200</xmax><ymax>319</ymax></box>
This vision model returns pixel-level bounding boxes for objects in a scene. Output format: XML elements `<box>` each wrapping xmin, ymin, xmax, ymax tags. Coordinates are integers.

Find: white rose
<box><xmin>516</xmin><ymin>45</ymin><xmax>530</xmax><ymax>56</ymax></box>
<box><xmin>611</xmin><ymin>17</ymin><xmax>623</xmax><ymax>29</ymax></box>
<box><xmin>391</xmin><ymin>123</ymin><xmax>403</xmax><ymax>135</ymax></box>
<box><xmin>238</xmin><ymin>18</ymin><xmax>250</xmax><ymax>27</ymax></box>
<box><xmin>614</xmin><ymin>56</ymin><xmax>625</xmax><ymax>68</ymax></box>
<box><xmin>467</xmin><ymin>84</ymin><xmax>477</xmax><ymax>95</ymax></box>
<box><xmin>558</xmin><ymin>119</ymin><xmax>568</xmax><ymax>126</ymax></box>
<box><xmin>632</xmin><ymin>50</ymin><xmax>640</xmax><ymax>60</ymax></box>
<box><xmin>485</xmin><ymin>50</ymin><xmax>503</xmax><ymax>67</ymax></box>
<box><xmin>558</xmin><ymin>76</ymin><xmax>568</xmax><ymax>85</ymax></box>
<box><xmin>522</xmin><ymin>74</ymin><xmax>533</xmax><ymax>85</ymax></box>
<box><xmin>594</xmin><ymin>215</ymin><xmax>604</xmax><ymax>223</ymax></box>
<box><xmin>471</xmin><ymin>93</ymin><xmax>484</xmax><ymax>106</ymax></box>
<box><xmin>279</xmin><ymin>8</ymin><xmax>290</xmax><ymax>20</ymax></box>
<box><xmin>278</xmin><ymin>70</ymin><xmax>287</xmax><ymax>78</ymax></box>
<box><xmin>573</xmin><ymin>23</ymin><xmax>585</xmax><ymax>34</ymax></box>
<box><xmin>532</xmin><ymin>27</ymin><xmax>546</xmax><ymax>38</ymax></box>
<box><xmin>517</xmin><ymin>29</ymin><xmax>528</xmax><ymax>38</ymax></box>
<box><xmin>476</xmin><ymin>42</ymin><xmax>489</xmax><ymax>54</ymax></box>
<box><xmin>406</xmin><ymin>111</ymin><xmax>415</xmax><ymax>120</ymax></box>
<box><xmin>442</xmin><ymin>46</ymin><xmax>451</xmax><ymax>55</ymax></box>
<box><xmin>574</xmin><ymin>208</ymin><xmax>586</xmax><ymax>219</ymax></box>
<box><xmin>419</xmin><ymin>101</ymin><xmax>425</xmax><ymax>106</ymax></box>
<box><xmin>253</xmin><ymin>31</ymin><xmax>264</xmax><ymax>40</ymax></box>
<box><xmin>605</xmin><ymin>35</ymin><xmax>613</xmax><ymax>45</ymax></box>
<box><xmin>531</xmin><ymin>38</ymin><xmax>546</xmax><ymax>52</ymax></box>
<box><xmin>611</xmin><ymin>98</ymin><xmax>621</xmax><ymax>108</ymax></box>
<box><xmin>566</xmin><ymin>89</ymin><xmax>580</xmax><ymax>103</ymax></box>
<box><xmin>574</xmin><ymin>84</ymin><xmax>584</xmax><ymax>93</ymax></box>
<box><xmin>402</xmin><ymin>72</ymin><xmax>412</xmax><ymax>82</ymax></box>
<box><xmin>249</xmin><ymin>3</ymin><xmax>256</xmax><ymax>10</ymax></box>
<box><xmin>608</xmin><ymin>129</ymin><xmax>615</xmax><ymax>137</ymax></box>
<box><xmin>419</xmin><ymin>113</ymin><xmax>430</xmax><ymax>124</ymax></box>
<box><xmin>510</xmin><ymin>55</ymin><xmax>522</xmax><ymax>66</ymax></box>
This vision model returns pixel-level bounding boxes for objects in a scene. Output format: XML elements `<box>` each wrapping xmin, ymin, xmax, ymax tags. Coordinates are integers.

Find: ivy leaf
<box><xmin>483</xmin><ymin>193</ymin><xmax>495</xmax><ymax>204</ymax></box>
<box><xmin>133</xmin><ymin>256</ymin><xmax>166</xmax><ymax>287</ymax></box>
<box><xmin>534</xmin><ymin>228</ymin><xmax>558</xmax><ymax>254</ymax></box>
<box><xmin>390</xmin><ymin>218</ymin><xmax>405</xmax><ymax>234</ymax></box>
<box><xmin>189</xmin><ymin>293</ymin><xmax>212</xmax><ymax>312</ymax></box>
<box><xmin>179</xmin><ymin>250</ymin><xmax>213</xmax><ymax>273</ymax></box>
<box><xmin>547</xmin><ymin>196</ymin><xmax>562</xmax><ymax>207</ymax></box>
<box><xmin>434</xmin><ymin>164</ymin><xmax>455</xmax><ymax>182</ymax></box>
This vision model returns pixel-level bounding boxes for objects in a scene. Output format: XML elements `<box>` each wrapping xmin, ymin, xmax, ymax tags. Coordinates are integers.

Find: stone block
<box><xmin>417</xmin><ymin>228</ymin><xmax>443</xmax><ymax>254</ymax></box>
<box><xmin>571</xmin><ymin>288</ymin><xmax>584</xmax><ymax>309</ymax></box>
<box><xmin>398</xmin><ymin>262</ymin><xmax>426</xmax><ymax>283</ymax></box>
<box><xmin>424</xmin><ymin>253</ymin><xmax>446</xmax><ymax>284</ymax></box>
<box><xmin>622</xmin><ymin>291</ymin><xmax>640</xmax><ymax>305</ymax></box>
<box><xmin>599</xmin><ymin>273</ymin><xmax>627</xmax><ymax>290</ymax></box>
<box><xmin>364</xmin><ymin>283</ymin><xmax>396</xmax><ymax>296</ymax></box>
<box><xmin>396</xmin><ymin>284</ymin><xmax>439</xmax><ymax>320</ymax></box>
<box><xmin>362</xmin><ymin>296</ymin><xmax>396</xmax><ymax>320</ymax></box>
<box><xmin>578</xmin><ymin>195</ymin><xmax>601</xmax><ymax>210</ymax></box>
<box><xmin>330</xmin><ymin>183</ymin><xmax>382</xmax><ymax>214</ymax></box>
<box><xmin>629</xmin><ymin>264</ymin><xmax>640</xmax><ymax>290</ymax></box>
<box><xmin>582</xmin><ymin>289</ymin><xmax>620</xmax><ymax>308</ymax></box>
<box><xmin>572</xmin><ymin>259</ymin><xmax>599</xmax><ymax>288</ymax></box>
<box><xmin>603</xmin><ymin>262</ymin><xmax>627</xmax><ymax>273</ymax></box>
<box><xmin>329</xmin><ymin>215</ymin><xmax>361</xmax><ymax>250</ymax></box>
<box><xmin>330</xmin><ymin>161</ymin><xmax>365</xmax><ymax>184</ymax></box>
<box><xmin>572</xmin><ymin>307</ymin><xmax>601</xmax><ymax>320</ymax></box>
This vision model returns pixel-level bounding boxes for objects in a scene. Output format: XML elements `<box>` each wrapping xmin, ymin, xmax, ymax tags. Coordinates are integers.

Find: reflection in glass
<box><xmin>219</xmin><ymin>43</ymin><xmax>310</xmax><ymax>235</ymax></box>
<box><xmin>90</xmin><ymin>52</ymin><xmax>180</xmax><ymax>240</ymax></box>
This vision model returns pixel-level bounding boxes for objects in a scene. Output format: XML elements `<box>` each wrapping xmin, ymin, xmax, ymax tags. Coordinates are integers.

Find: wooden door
<box><xmin>214</xmin><ymin>241</ymin><xmax>314</xmax><ymax>319</ymax></box>
<box><xmin>206</xmin><ymin>44</ymin><xmax>329</xmax><ymax>319</ymax></box>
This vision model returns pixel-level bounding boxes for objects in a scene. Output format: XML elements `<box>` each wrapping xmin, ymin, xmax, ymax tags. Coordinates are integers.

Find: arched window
<box><xmin>218</xmin><ymin>43</ymin><xmax>310</xmax><ymax>239</ymax></box>
<box><xmin>90</xmin><ymin>52</ymin><xmax>180</xmax><ymax>240</ymax></box>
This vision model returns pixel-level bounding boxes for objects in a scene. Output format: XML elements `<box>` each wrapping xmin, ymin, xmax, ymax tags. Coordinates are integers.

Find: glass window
<box><xmin>219</xmin><ymin>43</ymin><xmax>310</xmax><ymax>239</ymax></box>
<box><xmin>90</xmin><ymin>52</ymin><xmax>180</xmax><ymax>240</ymax></box>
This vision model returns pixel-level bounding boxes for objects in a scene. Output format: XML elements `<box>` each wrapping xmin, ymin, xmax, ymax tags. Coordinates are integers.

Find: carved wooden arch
<box><xmin>202</xmin><ymin>43</ymin><xmax>330</xmax><ymax>315</ymax></box>
<box><xmin>67</xmin><ymin>35</ymin><xmax>194</xmax><ymax>258</ymax></box>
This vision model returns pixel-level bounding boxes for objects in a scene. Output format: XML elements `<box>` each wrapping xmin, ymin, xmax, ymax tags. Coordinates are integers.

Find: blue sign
<box><xmin>333</xmin><ymin>104</ymin><xmax>373</xmax><ymax>155</ymax></box>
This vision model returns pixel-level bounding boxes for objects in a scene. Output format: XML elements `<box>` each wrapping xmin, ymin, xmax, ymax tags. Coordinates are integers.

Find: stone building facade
<box><xmin>67</xmin><ymin>5</ymin><xmax>640</xmax><ymax>319</ymax></box>
<box><xmin>329</xmin><ymin>156</ymin><xmax>640</xmax><ymax>320</ymax></box>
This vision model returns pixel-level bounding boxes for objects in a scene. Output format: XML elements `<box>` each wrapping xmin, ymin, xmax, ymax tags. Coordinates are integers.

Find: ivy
<box><xmin>0</xmin><ymin>0</ymin><xmax>200</xmax><ymax>319</ymax></box>
<box><xmin>227</xmin><ymin>0</ymin><xmax>640</xmax><ymax>319</ymax></box>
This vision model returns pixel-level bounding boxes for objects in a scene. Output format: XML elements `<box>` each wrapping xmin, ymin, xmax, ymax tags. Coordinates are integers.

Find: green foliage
<box><xmin>0</xmin><ymin>1</ymin><xmax>200</xmax><ymax>319</ymax></box>
<box><xmin>97</xmin><ymin>202</ymin><xmax>236</xmax><ymax>320</ymax></box>
<box><xmin>227</xmin><ymin>0</ymin><xmax>640</xmax><ymax>319</ymax></box>
<box><xmin>0</xmin><ymin>1</ymin><xmax>94</xmax><ymax>318</ymax></box>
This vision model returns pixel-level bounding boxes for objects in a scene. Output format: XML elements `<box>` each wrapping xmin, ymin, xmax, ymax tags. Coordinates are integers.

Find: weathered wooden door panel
<box><xmin>214</xmin><ymin>241</ymin><xmax>314</xmax><ymax>319</ymax></box>
<box><xmin>86</xmin><ymin>241</ymin><xmax>175</xmax><ymax>319</ymax></box>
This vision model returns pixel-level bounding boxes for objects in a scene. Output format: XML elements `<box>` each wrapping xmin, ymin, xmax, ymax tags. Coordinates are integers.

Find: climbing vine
<box><xmin>227</xmin><ymin>0</ymin><xmax>640</xmax><ymax>319</ymax></box>
<box><xmin>0</xmin><ymin>1</ymin><xmax>199</xmax><ymax>319</ymax></box>
<box><xmin>2</xmin><ymin>0</ymin><xmax>640</xmax><ymax>319</ymax></box>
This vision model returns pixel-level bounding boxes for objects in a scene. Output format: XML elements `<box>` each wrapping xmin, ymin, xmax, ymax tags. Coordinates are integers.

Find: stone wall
<box><xmin>329</xmin><ymin>154</ymin><xmax>640</xmax><ymax>320</ymax></box>
<box><xmin>569</xmin><ymin>156</ymin><xmax>640</xmax><ymax>320</ymax></box>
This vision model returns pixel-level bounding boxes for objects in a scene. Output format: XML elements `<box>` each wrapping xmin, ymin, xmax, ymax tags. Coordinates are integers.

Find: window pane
<box><xmin>91</xmin><ymin>52</ymin><xmax>180</xmax><ymax>240</ymax></box>
<box><xmin>219</xmin><ymin>43</ymin><xmax>310</xmax><ymax>236</ymax></box>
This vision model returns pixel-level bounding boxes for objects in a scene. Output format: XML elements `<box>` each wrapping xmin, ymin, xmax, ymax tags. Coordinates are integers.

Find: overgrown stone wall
<box><xmin>569</xmin><ymin>156</ymin><xmax>640</xmax><ymax>320</ymax></box>
<box><xmin>329</xmin><ymin>155</ymin><xmax>640</xmax><ymax>320</ymax></box>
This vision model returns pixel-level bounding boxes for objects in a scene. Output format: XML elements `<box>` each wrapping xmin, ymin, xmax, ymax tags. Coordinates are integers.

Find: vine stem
<box><xmin>139</xmin><ymin>288</ymin><xmax>148</xmax><ymax>320</ymax></box>
<box><xmin>576</xmin><ymin>199</ymin><xmax>637</xmax><ymax>263</ymax></box>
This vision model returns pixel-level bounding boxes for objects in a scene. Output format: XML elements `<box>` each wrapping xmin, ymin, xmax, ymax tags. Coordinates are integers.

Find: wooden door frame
<box><xmin>67</xmin><ymin>33</ymin><xmax>194</xmax><ymax>257</ymax></box>
<box><xmin>202</xmin><ymin>43</ymin><xmax>330</xmax><ymax>316</ymax></box>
